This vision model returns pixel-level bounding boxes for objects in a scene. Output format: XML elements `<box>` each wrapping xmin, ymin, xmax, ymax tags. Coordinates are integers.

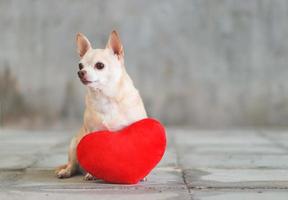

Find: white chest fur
<box><xmin>84</xmin><ymin>89</ymin><xmax>129</xmax><ymax>131</ymax></box>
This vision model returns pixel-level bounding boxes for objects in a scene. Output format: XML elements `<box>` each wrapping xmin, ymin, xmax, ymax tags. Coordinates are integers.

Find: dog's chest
<box><xmin>85</xmin><ymin>96</ymin><xmax>127</xmax><ymax>131</ymax></box>
<box><xmin>94</xmin><ymin>97</ymin><xmax>114</xmax><ymax>114</ymax></box>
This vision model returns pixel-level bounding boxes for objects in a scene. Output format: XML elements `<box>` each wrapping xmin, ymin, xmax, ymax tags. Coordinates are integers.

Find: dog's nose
<box><xmin>78</xmin><ymin>70</ymin><xmax>87</xmax><ymax>78</ymax></box>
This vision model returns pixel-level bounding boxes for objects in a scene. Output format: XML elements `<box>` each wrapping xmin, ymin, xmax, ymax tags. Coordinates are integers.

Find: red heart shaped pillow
<box><xmin>77</xmin><ymin>118</ymin><xmax>166</xmax><ymax>184</ymax></box>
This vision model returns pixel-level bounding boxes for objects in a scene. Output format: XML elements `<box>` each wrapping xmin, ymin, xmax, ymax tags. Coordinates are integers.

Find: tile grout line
<box><xmin>170</xmin><ymin>132</ymin><xmax>193</xmax><ymax>197</ymax></box>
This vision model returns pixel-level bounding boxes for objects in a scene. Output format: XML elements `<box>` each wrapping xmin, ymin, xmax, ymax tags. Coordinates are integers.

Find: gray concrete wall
<box><xmin>1</xmin><ymin>0</ymin><xmax>288</xmax><ymax>128</ymax></box>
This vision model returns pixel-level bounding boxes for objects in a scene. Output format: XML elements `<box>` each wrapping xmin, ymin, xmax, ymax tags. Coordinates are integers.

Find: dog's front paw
<box><xmin>55</xmin><ymin>165</ymin><xmax>73</xmax><ymax>179</ymax></box>
<box><xmin>84</xmin><ymin>173</ymin><xmax>97</xmax><ymax>181</ymax></box>
<box><xmin>56</xmin><ymin>168</ymin><xmax>72</xmax><ymax>178</ymax></box>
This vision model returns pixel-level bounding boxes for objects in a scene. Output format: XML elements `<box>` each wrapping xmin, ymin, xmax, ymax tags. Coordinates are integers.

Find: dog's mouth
<box><xmin>80</xmin><ymin>79</ymin><xmax>94</xmax><ymax>85</ymax></box>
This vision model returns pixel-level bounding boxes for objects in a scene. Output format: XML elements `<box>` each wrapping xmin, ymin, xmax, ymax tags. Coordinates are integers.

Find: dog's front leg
<box><xmin>56</xmin><ymin>128</ymin><xmax>85</xmax><ymax>178</ymax></box>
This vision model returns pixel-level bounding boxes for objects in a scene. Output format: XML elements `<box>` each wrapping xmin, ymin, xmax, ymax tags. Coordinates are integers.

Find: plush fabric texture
<box><xmin>77</xmin><ymin>118</ymin><xmax>166</xmax><ymax>184</ymax></box>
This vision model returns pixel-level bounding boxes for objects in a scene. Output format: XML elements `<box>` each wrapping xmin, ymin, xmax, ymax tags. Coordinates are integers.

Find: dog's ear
<box><xmin>76</xmin><ymin>33</ymin><xmax>91</xmax><ymax>57</ymax></box>
<box><xmin>106</xmin><ymin>30</ymin><xmax>124</xmax><ymax>59</ymax></box>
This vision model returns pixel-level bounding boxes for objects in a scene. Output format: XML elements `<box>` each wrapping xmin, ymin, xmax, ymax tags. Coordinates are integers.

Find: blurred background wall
<box><xmin>1</xmin><ymin>0</ymin><xmax>288</xmax><ymax>129</ymax></box>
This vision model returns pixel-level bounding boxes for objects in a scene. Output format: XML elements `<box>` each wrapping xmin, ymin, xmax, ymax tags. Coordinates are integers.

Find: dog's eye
<box><xmin>95</xmin><ymin>62</ymin><xmax>105</xmax><ymax>70</ymax></box>
<box><xmin>79</xmin><ymin>63</ymin><xmax>84</xmax><ymax>70</ymax></box>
